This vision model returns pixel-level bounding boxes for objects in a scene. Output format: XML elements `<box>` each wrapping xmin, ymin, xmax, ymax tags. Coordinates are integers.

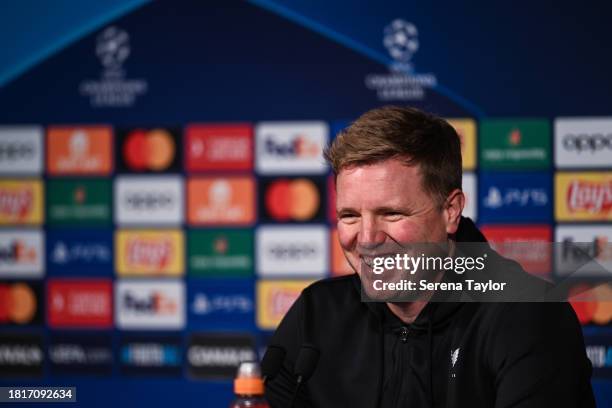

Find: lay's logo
<box><xmin>127</xmin><ymin>239</ymin><xmax>172</xmax><ymax>268</ymax></box>
<box><xmin>556</xmin><ymin>173</ymin><xmax>612</xmax><ymax>221</ymax></box>
<box><xmin>256</xmin><ymin>280</ymin><xmax>312</xmax><ymax>330</ymax></box>
<box><xmin>116</xmin><ymin>230</ymin><xmax>184</xmax><ymax>276</ymax></box>
<box><xmin>0</xmin><ymin>180</ymin><xmax>43</xmax><ymax>225</ymax></box>
<box><xmin>567</xmin><ymin>181</ymin><xmax>612</xmax><ymax>213</ymax></box>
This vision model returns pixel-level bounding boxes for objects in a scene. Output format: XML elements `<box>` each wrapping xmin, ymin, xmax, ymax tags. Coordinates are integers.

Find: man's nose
<box><xmin>358</xmin><ymin>216</ymin><xmax>387</xmax><ymax>246</ymax></box>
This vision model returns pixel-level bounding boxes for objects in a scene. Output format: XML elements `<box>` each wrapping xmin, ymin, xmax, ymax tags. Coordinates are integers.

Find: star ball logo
<box><xmin>96</xmin><ymin>26</ymin><xmax>130</xmax><ymax>70</ymax></box>
<box><xmin>383</xmin><ymin>19</ymin><xmax>419</xmax><ymax>63</ymax></box>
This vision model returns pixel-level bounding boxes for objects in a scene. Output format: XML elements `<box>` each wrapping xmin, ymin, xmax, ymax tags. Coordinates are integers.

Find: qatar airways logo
<box><xmin>126</xmin><ymin>238</ymin><xmax>172</xmax><ymax>269</ymax></box>
<box><xmin>567</xmin><ymin>181</ymin><xmax>612</xmax><ymax>213</ymax></box>
<box><xmin>255</xmin><ymin>122</ymin><xmax>328</xmax><ymax>175</ymax></box>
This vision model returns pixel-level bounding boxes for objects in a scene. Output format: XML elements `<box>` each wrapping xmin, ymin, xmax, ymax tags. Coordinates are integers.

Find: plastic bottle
<box><xmin>229</xmin><ymin>361</ymin><xmax>270</xmax><ymax>408</ymax></box>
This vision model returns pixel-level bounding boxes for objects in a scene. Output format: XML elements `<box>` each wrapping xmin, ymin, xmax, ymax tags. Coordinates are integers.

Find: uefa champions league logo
<box><xmin>96</xmin><ymin>26</ymin><xmax>131</xmax><ymax>70</ymax></box>
<box><xmin>79</xmin><ymin>25</ymin><xmax>147</xmax><ymax>107</ymax></box>
<box><xmin>363</xmin><ymin>19</ymin><xmax>437</xmax><ymax>101</ymax></box>
<box><xmin>383</xmin><ymin>19</ymin><xmax>419</xmax><ymax>63</ymax></box>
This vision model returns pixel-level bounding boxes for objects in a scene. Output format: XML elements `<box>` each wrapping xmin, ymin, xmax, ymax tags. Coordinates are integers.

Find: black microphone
<box><xmin>290</xmin><ymin>344</ymin><xmax>320</xmax><ymax>408</ymax></box>
<box><xmin>261</xmin><ymin>344</ymin><xmax>286</xmax><ymax>384</ymax></box>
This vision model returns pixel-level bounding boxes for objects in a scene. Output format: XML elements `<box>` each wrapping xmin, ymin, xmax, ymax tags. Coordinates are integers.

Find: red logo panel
<box><xmin>185</xmin><ymin>124</ymin><xmax>252</xmax><ymax>171</ymax></box>
<box><xmin>47</xmin><ymin>279</ymin><xmax>113</xmax><ymax>328</ymax></box>
<box><xmin>480</xmin><ymin>225</ymin><xmax>552</xmax><ymax>275</ymax></box>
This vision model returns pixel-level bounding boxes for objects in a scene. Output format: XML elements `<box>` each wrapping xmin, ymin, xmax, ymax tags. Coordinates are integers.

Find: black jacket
<box><xmin>265</xmin><ymin>217</ymin><xmax>595</xmax><ymax>407</ymax></box>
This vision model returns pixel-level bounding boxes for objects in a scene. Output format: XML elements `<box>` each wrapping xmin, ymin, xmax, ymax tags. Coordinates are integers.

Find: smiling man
<box><xmin>264</xmin><ymin>106</ymin><xmax>595</xmax><ymax>407</ymax></box>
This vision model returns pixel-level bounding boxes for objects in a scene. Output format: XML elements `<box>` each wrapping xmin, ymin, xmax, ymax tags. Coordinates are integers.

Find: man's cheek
<box><xmin>387</xmin><ymin>221</ymin><xmax>423</xmax><ymax>243</ymax></box>
<box><xmin>336</xmin><ymin>224</ymin><xmax>357</xmax><ymax>250</ymax></box>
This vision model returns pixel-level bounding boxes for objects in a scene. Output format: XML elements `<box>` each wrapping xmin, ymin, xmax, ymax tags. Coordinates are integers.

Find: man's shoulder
<box><xmin>302</xmin><ymin>274</ymin><xmax>361</xmax><ymax>302</ymax></box>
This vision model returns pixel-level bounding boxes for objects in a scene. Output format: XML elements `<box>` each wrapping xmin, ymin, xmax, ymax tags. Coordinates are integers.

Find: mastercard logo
<box><xmin>122</xmin><ymin>129</ymin><xmax>176</xmax><ymax>171</ymax></box>
<box><xmin>0</xmin><ymin>283</ymin><xmax>37</xmax><ymax>324</ymax></box>
<box><xmin>570</xmin><ymin>284</ymin><xmax>612</xmax><ymax>325</ymax></box>
<box><xmin>265</xmin><ymin>178</ymin><xmax>320</xmax><ymax>221</ymax></box>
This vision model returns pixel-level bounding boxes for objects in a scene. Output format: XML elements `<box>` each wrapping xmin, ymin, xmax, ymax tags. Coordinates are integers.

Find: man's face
<box><xmin>336</xmin><ymin>158</ymin><xmax>461</xmax><ymax>289</ymax></box>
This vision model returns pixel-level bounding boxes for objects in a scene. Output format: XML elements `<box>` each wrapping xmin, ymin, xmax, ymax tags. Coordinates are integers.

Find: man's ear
<box><xmin>443</xmin><ymin>189</ymin><xmax>464</xmax><ymax>235</ymax></box>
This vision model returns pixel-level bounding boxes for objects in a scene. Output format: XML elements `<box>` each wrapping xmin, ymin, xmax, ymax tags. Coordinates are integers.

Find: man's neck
<box><xmin>386</xmin><ymin>269</ymin><xmax>445</xmax><ymax>324</ymax></box>
<box><xmin>386</xmin><ymin>300</ymin><xmax>428</xmax><ymax>324</ymax></box>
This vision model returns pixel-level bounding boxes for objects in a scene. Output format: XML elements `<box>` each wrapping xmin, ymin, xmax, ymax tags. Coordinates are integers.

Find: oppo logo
<box><xmin>0</xmin><ymin>143</ymin><xmax>35</xmax><ymax>160</ymax></box>
<box><xmin>268</xmin><ymin>243</ymin><xmax>317</xmax><ymax>260</ymax></box>
<box><xmin>563</xmin><ymin>133</ymin><xmax>612</xmax><ymax>152</ymax></box>
<box><xmin>125</xmin><ymin>192</ymin><xmax>174</xmax><ymax>209</ymax></box>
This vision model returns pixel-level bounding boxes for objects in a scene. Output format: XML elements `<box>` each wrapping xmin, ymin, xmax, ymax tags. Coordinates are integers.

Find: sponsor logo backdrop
<box><xmin>0</xmin><ymin>2</ymin><xmax>611</xmax><ymax>406</ymax></box>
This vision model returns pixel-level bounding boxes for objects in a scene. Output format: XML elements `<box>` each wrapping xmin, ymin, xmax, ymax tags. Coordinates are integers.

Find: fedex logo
<box><xmin>115</xmin><ymin>280</ymin><xmax>185</xmax><ymax>329</ymax></box>
<box><xmin>256</xmin><ymin>122</ymin><xmax>328</xmax><ymax>175</ymax></box>
<box><xmin>263</xmin><ymin>135</ymin><xmax>320</xmax><ymax>157</ymax></box>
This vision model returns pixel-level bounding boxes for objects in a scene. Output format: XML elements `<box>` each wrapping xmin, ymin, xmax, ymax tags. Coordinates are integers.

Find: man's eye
<box><xmin>339</xmin><ymin>213</ymin><xmax>358</xmax><ymax>221</ymax></box>
<box><xmin>384</xmin><ymin>212</ymin><xmax>403</xmax><ymax>219</ymax></box>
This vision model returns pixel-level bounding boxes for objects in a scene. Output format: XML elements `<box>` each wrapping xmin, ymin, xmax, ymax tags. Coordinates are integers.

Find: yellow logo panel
<box><xmin>116</xmin><ymin>229</ymin><xmax>184</xmax><ymax>276</ymax></box>
<box><xmin>256</xmin><ymin>280</ymin><xmax>313</xmax><ymax>330</ymax></box>
<box><xmin>0</xmin><ymin>180</ymin><xmax>44</xmax><ymax>225</ymax></box>
<box><xmin>446</xmin><ymin>118</ymin><xmax>477</xmax><ymax>170</ymax></box>
<box><xmin>555</xmin><ymin>172</ymin><xmax>612</xmax><ymax>221</ymax></box>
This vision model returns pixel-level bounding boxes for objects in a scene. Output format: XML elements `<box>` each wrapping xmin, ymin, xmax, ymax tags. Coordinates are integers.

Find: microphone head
<box><xmin>294</xmin><ymin>344</ymin><xmax>320</xmax><ymax>382</ymax></box>
<box><xmin>261</xmin><ymin>345</ymin><xmax>286</xmax><ymax>381</ymax></box>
